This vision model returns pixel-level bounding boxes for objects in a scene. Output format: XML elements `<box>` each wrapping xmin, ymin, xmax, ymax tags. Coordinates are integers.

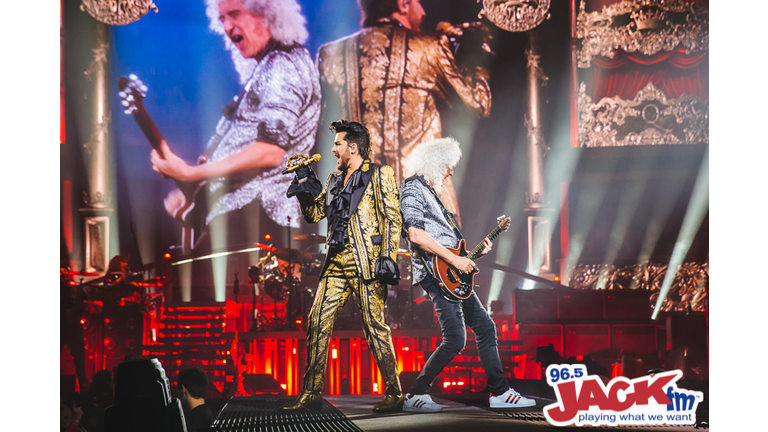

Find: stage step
<box><xmin>143</xmin><ymin>302</ymin><xmax>236</xmax><ymax>387</ymax></box>
<box><xmin>160</xmin><ymin>327</ymin><xmax>225</xmax><ymax>339</ymax></box>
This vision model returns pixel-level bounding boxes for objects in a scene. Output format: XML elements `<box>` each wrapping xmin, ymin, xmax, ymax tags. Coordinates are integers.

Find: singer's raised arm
<box><xmin>286</xmin><ymin>165</ymin><xmax>327</xmax><ymax>224</ymax></box>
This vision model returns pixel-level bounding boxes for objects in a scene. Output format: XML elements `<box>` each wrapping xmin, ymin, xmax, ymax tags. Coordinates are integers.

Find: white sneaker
<box><xmin>489</xmin><ymin>388</ymin><xmax>535</xmax><ymax>408</ymax></box>
<box><xmin>403</xmin><ymin>393</ymin><xmax>443</xmax><ymax>412</ymax></box>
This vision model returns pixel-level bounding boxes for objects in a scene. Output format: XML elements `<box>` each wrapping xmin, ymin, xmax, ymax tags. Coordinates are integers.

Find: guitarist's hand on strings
<box><xmin>450</xmin><ymin>255</ymin><xmax>477</xmax><ymax>275</ymax></box>
<box><xmin>477</xmin><ymin>238</ymin><xmax>493</xmax><ymax>257</ymax></box>
<box><xmin>451</xmin><ymin>239</ymin><xmax>491</xmax><ymax>273</ymax></box>
<box><xmin>151</xmin><ymin>140</ymin><xmax>193</xmax><ymax>182</ymax></box>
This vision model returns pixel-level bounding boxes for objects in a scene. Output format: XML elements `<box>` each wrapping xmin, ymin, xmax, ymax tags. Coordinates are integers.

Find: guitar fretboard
<box><xmin>467</xmin><ymin>223</ymin><xmax>504</xmax><ymax>260</ymax></box>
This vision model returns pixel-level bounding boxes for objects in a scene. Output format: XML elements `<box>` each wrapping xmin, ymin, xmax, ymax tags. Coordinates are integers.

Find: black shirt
<box><xmin>185</xmin><ymin>404</ymin><xmax>214</xmax><ymax>432</ymax></box>
<box><xmin>327</xmin><ymin>168</ymin><xmax>365</xmax><ymax>248</ymax></box>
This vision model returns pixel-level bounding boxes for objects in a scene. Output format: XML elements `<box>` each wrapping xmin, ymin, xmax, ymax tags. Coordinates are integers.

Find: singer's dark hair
<box><xmin>358</xmin><ymin>0</ymin><xmax>399</xmax><ymax>27</ymax></box>
<box><xmin>330</xmin><ymin>120</ymin><xmax>371</xmax><ymax>159</ymax></box>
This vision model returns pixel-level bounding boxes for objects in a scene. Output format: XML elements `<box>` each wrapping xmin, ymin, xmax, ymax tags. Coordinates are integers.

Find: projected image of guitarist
<box><xmin>399</xmin><ymin>137</ymin><xmax>535</xmax><ymax>412</ymax></box>
<box><xmin>120</xmin><ymin>0</ymin><xmax>321</xmax><ymax>254</ymax></box>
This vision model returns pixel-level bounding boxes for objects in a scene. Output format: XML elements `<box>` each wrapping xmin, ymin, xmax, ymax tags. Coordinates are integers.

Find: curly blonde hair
<box><xmin>405</xmin><ymin>137</ymin><xmax>462</xmax><ymax>190</ymax></box>
<box><xmin>204</xmin><ymin>0</ymin><xmax>309</xmax><ymax>83</ymax></box>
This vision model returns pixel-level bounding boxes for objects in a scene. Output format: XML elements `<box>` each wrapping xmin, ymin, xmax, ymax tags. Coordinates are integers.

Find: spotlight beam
<box><xmin>651</xmin><ymin>148</ymin><xmax>709</xmax><ymax>320</ymax></box>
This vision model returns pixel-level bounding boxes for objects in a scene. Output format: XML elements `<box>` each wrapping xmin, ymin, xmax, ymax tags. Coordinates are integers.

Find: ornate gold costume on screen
<box><xmin>317</xmin><ymin>19</ymin><xmax>491</xmax><ymax>221</ymax></box>
<box><xmin>296</xmin><ymin>161</ymin><xmax>403</xmax><ymax>396</ymax></box>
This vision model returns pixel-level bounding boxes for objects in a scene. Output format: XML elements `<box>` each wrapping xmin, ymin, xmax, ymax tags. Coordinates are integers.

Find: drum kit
<box><xmin>61</xmin><ymin>267</ymin><xmax>172</xmax><ymax>320</ymax></box>
<box><xmin>247</xmin><ymin>234</ymin><xmax>326</xmax><ymax>331</ymax></box>
<box><xmin>60</xmin><ymin>266</ymin><xmax>172</xmax><ymax>370</ymax></box>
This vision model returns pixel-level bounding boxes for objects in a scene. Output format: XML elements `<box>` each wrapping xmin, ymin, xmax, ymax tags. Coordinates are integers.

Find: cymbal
<box><xmin>273</xmin><ymin>248</ymin><xmax>313</xmax><ymax>263</ymax></box>
<box><xmin>292</xmin><ymin>233</ymin><xmax>326</xmax><ymax>244</ymax></box>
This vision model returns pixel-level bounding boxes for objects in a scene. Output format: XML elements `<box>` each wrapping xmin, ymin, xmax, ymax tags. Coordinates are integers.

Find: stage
<box><xmin>203</xmin><ymin>390</ymin><xmax>709</xmax><ymax>431</ymax></box>
<box><xmin>57</xmin><ymin>0</ymin><xmax>715</xmax><ymax>430</ymax></box>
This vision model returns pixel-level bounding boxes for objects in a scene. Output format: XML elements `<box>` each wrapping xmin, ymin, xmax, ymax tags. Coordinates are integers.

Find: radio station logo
<box><xmin>542</xmin><ymin>364</ymin><xmax>703</xmax><ymax>427</ymax></box>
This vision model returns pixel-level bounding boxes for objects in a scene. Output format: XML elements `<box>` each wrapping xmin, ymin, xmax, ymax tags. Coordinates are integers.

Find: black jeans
<box><xmin>410</xmin><ymin>275</ymin><xmax>510</xmax><ymax>396</ymax></box>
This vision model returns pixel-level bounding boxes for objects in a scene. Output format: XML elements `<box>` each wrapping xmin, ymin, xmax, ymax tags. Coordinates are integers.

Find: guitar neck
<box><xmin>132</xmin><ymin>106</ymin><xmax>193</xmax><ymax>192</ymax></box>
<box><xmin>467</xmin><ymin>224</ymin><xmax>504</xmax><ymax>260</ymax></box>
<box><xmin>132</xmin><ymin>106</ymin><xmax>164</xmax><ymax>151</ymax></box>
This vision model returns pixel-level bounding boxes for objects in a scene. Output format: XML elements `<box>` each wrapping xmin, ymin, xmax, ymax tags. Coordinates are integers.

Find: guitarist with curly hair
<box><xmin>399</xmin><ymin>137</ymin><xmax>535</xmax><ymax>412</ymax></box>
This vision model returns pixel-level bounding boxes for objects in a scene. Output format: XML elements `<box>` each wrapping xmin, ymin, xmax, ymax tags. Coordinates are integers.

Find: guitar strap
<box><xmin>425</xmin><ymin>180</ymin><xmax>463</xmax><ymax>241</ymax></box>
<box><xmin>205</xmin><ymin>79</ymin><xmax>250</xmax><ymax>163</ymax></box>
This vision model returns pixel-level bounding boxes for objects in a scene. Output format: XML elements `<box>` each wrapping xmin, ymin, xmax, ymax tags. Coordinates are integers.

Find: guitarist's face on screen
<box><xmin>218</xmin><ymin>0</ymin><xmax>272</xmax><ymax>59</ymax></box>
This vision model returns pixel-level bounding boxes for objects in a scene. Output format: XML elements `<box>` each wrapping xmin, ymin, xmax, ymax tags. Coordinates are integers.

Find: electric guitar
<box><xmin>432</xmin><ymin>215</ymin><xmax>511</xmax><ymax>300</ymax></box>
<box><xmin>118</xmin><ymin>74</ymin><xmax>206</xmax><ymax>253</ymax></box>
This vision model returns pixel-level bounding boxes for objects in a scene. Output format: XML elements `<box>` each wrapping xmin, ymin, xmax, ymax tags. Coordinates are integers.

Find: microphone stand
<box><xmin>247</xmin><ymin>270</ymin><xmax>262</xmax><ymax>332</ymax></box>
<box><xmin>285</xmin><ymin>216</ymin><xmax>293</xmax><ymax>330</ymax></box>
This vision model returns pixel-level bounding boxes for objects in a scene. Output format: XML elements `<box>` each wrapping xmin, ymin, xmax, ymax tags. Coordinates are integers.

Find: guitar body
<box><xmin>171</xmin><ymin>181</ymin><xmax>207</xmax><ymax>253</ymax></box>
<box><xmin>433</xmin><ymin>239</ymin><xmax>478</xmax><ymax>301</ymax></box>
<box><xmin>430</xmin><ymin>215</ymin><xmax>511</xmax><ymax>301</ymax></box>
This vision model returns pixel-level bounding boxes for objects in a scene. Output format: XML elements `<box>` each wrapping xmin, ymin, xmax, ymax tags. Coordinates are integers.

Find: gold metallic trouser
<box><xmin>301</xmin><ymin>244</ymin><xmax>402</xmax><ymax>396</ymax></box>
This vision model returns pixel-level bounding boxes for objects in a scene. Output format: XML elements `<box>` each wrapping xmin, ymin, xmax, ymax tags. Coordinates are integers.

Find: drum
<box><xmin>262</xmin><ymin>256</ymin><xmax>289</xmax><ymax>302</ymax></box>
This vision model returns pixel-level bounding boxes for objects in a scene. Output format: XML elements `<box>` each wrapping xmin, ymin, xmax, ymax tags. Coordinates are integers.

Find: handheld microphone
<box><xmin>282</xmin><ymin>154</ymin><xmax>322</xmax><ymax>174</ymax></box>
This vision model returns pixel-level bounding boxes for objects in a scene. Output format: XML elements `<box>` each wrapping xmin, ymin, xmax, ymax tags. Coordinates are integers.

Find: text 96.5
<box><xmin>546</xmin><ymin>364</ymin><xmax>587</xmax><ymax>385</ymax></box>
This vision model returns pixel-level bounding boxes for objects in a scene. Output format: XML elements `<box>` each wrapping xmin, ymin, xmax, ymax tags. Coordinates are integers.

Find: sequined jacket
<box><xmin>317</xmin><ymin>19</ymin><xmax>491</xmax><ymax>183</ymax></box>
<box><xmin>204</xmin><ymin>42</ymin><xmax>321</xmax><ymax>227</ymax></box>
<box><xmin>292</xmin><ymin>161</ymin><xmax>402</xmax><ymax>282</ymax></box>
<box><xmin>400</xmin><ymin>175</ymin><xmax>462</xmax><ymax>286</ymax></box>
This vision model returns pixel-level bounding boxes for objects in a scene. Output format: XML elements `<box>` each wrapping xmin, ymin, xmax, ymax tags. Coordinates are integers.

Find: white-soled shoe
<box><xmin>403</xmin><ymin>393</ymin><xmax>444</xmax><ymax>412</ymax></box>
<box><xmin>489</xmin><ymin>388</ymin><xmax>535</xmax><ymax>408</ymax></box>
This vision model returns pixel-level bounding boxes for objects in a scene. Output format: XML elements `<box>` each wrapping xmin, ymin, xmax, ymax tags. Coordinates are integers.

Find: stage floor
<box><xmin>325</xmin><ymin>394</ymin><xmax>708</xmax><ymax>432</ymax></box>
<box><xmin>208</xmin><ymin>388</ymin><xmax>709</xmax><ymax>432</ymax></box>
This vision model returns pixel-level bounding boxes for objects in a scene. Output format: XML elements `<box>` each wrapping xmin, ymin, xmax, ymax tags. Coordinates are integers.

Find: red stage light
<box><xmin>331</xmin><ymin>348</ymin><xmax>338</xmax><ymax>359</ymax></box>
<box><xmin>611</xmin><ymin>362</ymin><xmax>623</xmax><ymax>378</ymax></box>
<box><xmin>264</xmin><ymin>234</ymin><xmax>272</xmax><ymax>240</ymax></box>
<box><xmin>164</xmin><ymin>253</ymin><xmax>171</xmax><ymax>259</ymax></box>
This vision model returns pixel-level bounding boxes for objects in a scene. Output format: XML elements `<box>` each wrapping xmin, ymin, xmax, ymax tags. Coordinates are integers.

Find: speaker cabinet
<box><xmin>513</xmin><ymin>289</ymin><xmax>558</xmax><ymax>322</ymax></box>
<box><xmin>666</xmin><ymin>314</ymin><xmax>708</xmax><ymax>379</ymax></box>
<box><xmin>611</xmin><ymin>324</ymin><xmax>657</xmax><ymax>356</ymax></box>
<box><xmin>516</xmin><ymin>324</ymin><xmax>563</xmax><ymax>379</ymax></box>
<box><xmin>604</xmin><ymin>289</ymin><xmax>651</xmax><ymax>319</ymax></box>
<box><xmin>564</xmin><ymin>324</ymin><xmax>610</xmax><ymax>359</ymax></box>
<box><xmin>559</xmin><ymin>289</ymin><xmax>604</xmax><ymax>319</ymax></box>
<box><xmin>104</xmin><ymin>304</ymin><xmax>143</xmax><ymax>359</ymax></box>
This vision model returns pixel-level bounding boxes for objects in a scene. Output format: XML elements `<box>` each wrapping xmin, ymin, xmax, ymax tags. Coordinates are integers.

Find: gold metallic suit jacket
<box><xmin>317</xmin><ymin>19</ymin><xmax>492</xmax><ymax>184</ymax></box>
<box><xmin>298</xmin><ymin>161</ymin><xmax>402</xmax><ymax>282</ymax></box>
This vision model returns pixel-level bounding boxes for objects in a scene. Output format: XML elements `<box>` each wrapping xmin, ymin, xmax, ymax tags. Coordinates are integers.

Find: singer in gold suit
<box><xmin>282</xmin><ymin>120</ymin><xmax>404</xmax><ymax>413</ymax></box>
